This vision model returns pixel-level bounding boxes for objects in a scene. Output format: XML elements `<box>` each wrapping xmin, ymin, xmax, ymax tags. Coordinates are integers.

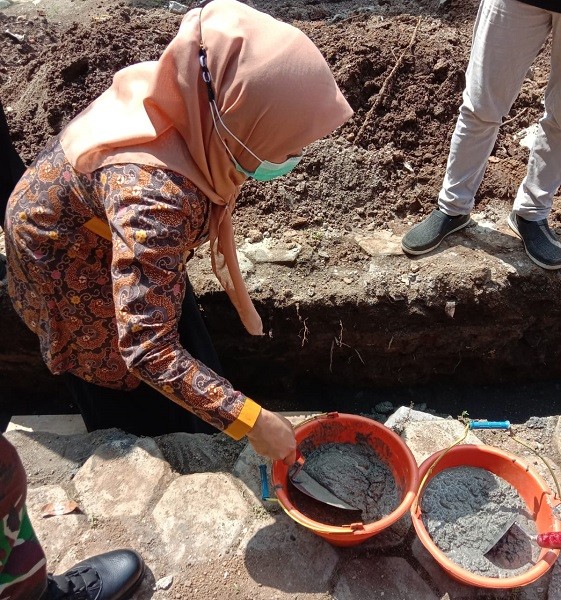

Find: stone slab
<box><xmin>153</xmin><ymin>472</ymin><xmax>251</xmax><ymax>565</ymax></box>
<box><xmin>8</xmin><ymin>414</ymin><xmax>87</xmax><ymax>435</ymax></box>
<box><xmin>385</xmin><ymin>405</ymin><xmax>444</xmax><ymax>433</ymax></box>
<box><xmin>26</xmin><ymin>485</ymin><xmax>89</xmax><ymax>566</ymax></box>
<box><xmin>401</xmin><ymin>420</ymin><xmax>483</xmax><ymax>465</ymax></box>
<box><xmin>74</xmin><ymin>436</ymin><xmax>170</xmax><ymax>518</ymax></box>
<box><xmin>238</xmin><ymin>512</ymin><xmax>339</xmax><ymax>596</ymax></box>
<box><xmin>4</xmin><ymin>428</ymin><xmax>138</xmax><ymax>486</ymax></box>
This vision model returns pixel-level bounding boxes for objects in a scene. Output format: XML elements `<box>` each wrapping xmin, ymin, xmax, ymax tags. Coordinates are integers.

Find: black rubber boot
<box><xmin>43</xmin><ymin>550</ymin><xmax>144</xmax><ymax>600</ymax></box>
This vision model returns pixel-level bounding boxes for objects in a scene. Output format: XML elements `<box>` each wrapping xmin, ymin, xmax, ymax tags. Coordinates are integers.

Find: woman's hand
<box><xmin>246</xmin><ymin>408</ymin><xmax>297</xmax><ymax>465</ymax></box>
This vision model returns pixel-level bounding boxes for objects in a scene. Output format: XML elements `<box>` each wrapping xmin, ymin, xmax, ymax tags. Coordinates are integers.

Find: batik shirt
<box><xmin>5</xmin><ymin>137</ymin><xmax>260</xmax><ymax>439</ymax></box>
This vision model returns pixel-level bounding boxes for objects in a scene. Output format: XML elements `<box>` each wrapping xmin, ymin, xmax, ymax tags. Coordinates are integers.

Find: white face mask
<box><xmin>209</xmin><ymin>101</ymin><xmax>302</xmax><ymax>181</ymax></box>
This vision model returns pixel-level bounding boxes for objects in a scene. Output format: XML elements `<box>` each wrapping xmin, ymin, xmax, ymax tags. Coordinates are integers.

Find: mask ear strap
<box><xmin>198</xmin><ymin>7</ymin><xmax>263</xmax><ymax>168</ymax></box>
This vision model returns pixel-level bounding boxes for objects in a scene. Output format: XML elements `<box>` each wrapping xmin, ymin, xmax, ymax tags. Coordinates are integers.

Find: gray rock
<box><xmin>74</xmin><ymin>436</ymin><xmax>170</xmax><ymax>518</ymax></box>
<box><xmin>238</xmin><ymin>513</ymin><xmax>339</xmax><ymax>595</ymax></box>
<box><xmin>401</xmin><ymin>420</ymin><xmax>482</xmax><ymax>465</ymax></box>
<box><xmin>384</xmin><ymin>406</ymin><xmax>443</xmax><ymax>433</ymax></box>
<box><xmin>27</xmin><ymin>485</ymin><xmax>88</xmax><ymax>566</ymax></box>
<box><xmin>5</xmin><ymin>428</ymin><xmax>137</xmax><ymax>486</ymax></box>
<box><xmin>168</xmin><ymin>1</ymin><xmax>188</xmax><ymax>14</ymax></box>
<box><xmin>375</xmin><ymin>400</ymin><xmax>394</xmax><ymax>414</ymax></box>
<box><xmin>155</xmin><ymin>431</ymin><xmax>244</xmax><ymax>474</ymax></box>
<box><xmin>153</xmin><ymin>472</ymin><xmax>250</xmax><ymax>564</ymax></box>
<box><xmin>240</xmin><ymin>239</ymin><xmax>301</xmax><ymax>266</ymax></box>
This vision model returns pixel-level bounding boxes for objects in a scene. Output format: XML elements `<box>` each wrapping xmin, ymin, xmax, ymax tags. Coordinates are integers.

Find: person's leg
<box><xmin>513</xmin><ymin>12</ymin><xmax>561</xmax><ymax>220</ymax></box>
<box><xmin>439</xmin><ymin>0</ymin><xmax>552</xmax><ymax>215</ymax></box>
<box><xmin>402</xmin><ymin>0</ymin><xmax>553</xmax><ymax>255</ymax></box>
<box><xmin>64</xmin><ymin>277</ymin><xmax>220</xmax><ymax>436</ymax></box>
<box><xmin>507</xmin><ymin>12</ymin><xmax>561</xmax><ymax>269</ymax></box>
<box><xmin>0</xmin><ymin>435</ymin><xmax>48</xmax><ymax>600</ymax></box>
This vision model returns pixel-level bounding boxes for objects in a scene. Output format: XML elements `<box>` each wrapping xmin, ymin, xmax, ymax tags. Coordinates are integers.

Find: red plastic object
<box><xmin>537</xmin><ymin>531</ymin><xmax>561</xmax><ymax>549</ymax></box>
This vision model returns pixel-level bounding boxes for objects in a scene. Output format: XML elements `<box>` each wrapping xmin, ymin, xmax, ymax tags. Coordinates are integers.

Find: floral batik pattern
<box><xmin>5</xmin><ymin>138</ymin><xmax>249</xmax><ymax>432</ymax></box>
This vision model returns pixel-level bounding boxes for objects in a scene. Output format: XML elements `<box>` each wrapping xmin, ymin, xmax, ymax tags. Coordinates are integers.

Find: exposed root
<box><xmin>355</xmin><ymin>16</ymin><xmax>422</xmax><ymax>145</ymax></box>
<box><xmin>296</xmin><ymin>303</ymin><xmax>309</xmax><ymax>347</ymax></box>
<box><xmin>330</xmin><ymin>320</ymin><xmax>365</xmax><ymax>373</ymax></box>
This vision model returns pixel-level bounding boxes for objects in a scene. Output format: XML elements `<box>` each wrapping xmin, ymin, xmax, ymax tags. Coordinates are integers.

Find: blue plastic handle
<box><xmin>469</xmin><ymin>420</ymin><xmax>511</xmax><ymax>430</ymax></box>
<box><xmin>259</xmin><ymin>464</ymin><xmax>270</xmax><ymax>500</ymax></box>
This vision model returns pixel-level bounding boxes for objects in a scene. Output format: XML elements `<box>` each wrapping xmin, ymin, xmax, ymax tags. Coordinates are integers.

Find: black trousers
<box><xmin>0</xmin><ymin>100</ymin><xmax>25</xmax><ymax>226</ymax></box>
<box><xmin>64</xmin><ymin>279</ymin><xmax>222</xmax><ymax>437</ymax></box>
<box><xmin>0</xmin><ymin>99</ymin><xmax>26</xmax><ymax>279</ymax></box>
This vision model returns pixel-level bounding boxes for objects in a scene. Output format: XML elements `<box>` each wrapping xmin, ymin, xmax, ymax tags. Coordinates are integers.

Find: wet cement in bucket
<box><xmin>299</xmin><ymin>442</ymin><xmax>399</xmax><ymax>524</ymax></box>
<box><xmin>421</xmin><ymin>466</ymin><xmax>540</xmax><ymax>578</ymax></box>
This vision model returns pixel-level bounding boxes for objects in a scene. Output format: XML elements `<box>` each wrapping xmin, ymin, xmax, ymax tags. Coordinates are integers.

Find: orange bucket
<box><xmin>411</xmin><ymin>444</ymin><xmax>561</xmax><ymax>588</ymax></box>
<box><xmin>271</xmin><ymin>412</ymin><xmax>419</xmax><ymax>547</ymax></box>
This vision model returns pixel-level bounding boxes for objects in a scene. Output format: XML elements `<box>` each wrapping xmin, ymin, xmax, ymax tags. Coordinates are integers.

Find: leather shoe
<box><xmin>43</xmin><ymin>549</ymin><xmax>144</xmax><ymax>600</ymax></box>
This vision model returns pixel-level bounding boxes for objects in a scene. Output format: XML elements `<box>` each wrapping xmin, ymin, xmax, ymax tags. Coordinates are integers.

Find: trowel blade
<box><xmin>481</xmin><ymin>512</ymin><xmax>518</xmax><ymax>555</ymax></box>
<box><xmin>289</xmin><ymin>468</ymin><xmax>359</xmax><ymax>511</ymax></box>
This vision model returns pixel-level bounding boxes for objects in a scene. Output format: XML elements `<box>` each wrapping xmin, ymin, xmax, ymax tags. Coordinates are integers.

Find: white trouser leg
<box><xmin>438</xmin><ymin>0</ymin><xmax>552</xmax><ymax>216</ymax></box>
<box><xmin>513</xmin><ymin>12</ymin><xmax>561</xmax><ymax>221</ymax></box>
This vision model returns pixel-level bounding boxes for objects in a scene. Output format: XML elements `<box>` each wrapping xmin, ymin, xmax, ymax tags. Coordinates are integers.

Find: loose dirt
<box><xmin>3</xmin><ymin>0</ymin><xmax>561</xmax><ymax>409</ymax></box>
<box><xmin>1</xmin><ymin>0</ymin><xmax>556</xmax><ymax>279</ymax></box>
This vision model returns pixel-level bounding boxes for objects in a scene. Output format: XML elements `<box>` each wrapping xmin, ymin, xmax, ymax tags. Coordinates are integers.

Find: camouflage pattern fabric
<box><xmin>0</xmin><ymin>435</ymin><xmax>47</xmax><ymax>600</ymax></box>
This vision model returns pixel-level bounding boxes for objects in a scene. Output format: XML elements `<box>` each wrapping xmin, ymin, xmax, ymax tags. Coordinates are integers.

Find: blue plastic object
<box><xmin>259</xmin><ymin>464</ymin><xmax>270</xmax><ymax>500</ymax></box>
<box><xmin>469</xmin><ymin>420</ymin><xmax>511</xmax><ymax>430</ymax></box>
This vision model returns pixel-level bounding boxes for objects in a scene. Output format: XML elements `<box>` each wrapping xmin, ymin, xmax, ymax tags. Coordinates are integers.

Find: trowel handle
<box><xmin>469</xmin><ymin>420</ymin><xmax>511</xmax><ymax>430</ymax></box>
<box><xmin>537</xmin><ymin>532</ymin><xmax>561</xmax><ymax>549</ymax></box>
<box><xmin>259</xmin><ymin>464</ymin><xmax>270</xmax><ymax>501</ymax></box>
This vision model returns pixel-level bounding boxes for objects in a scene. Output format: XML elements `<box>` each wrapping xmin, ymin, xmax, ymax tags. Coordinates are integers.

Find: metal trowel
<box><xmin>288</xmin><ymin>450</ymin><xmax>359</xmax><ymax>511</ymax></box>
<box><xmin>482</xmin><ymin>513</ymin><xmax>561</xmax><ymax>554</ymax></box>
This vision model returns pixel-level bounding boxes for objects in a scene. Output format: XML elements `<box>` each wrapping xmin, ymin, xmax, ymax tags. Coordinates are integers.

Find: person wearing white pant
<box><xmin>402</xmin><ymin>0</ymin><xmax>561</xmax><ymax>269</ymax></box>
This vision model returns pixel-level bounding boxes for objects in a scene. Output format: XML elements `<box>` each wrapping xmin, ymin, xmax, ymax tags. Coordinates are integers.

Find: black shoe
<box><xmin>508</xmin><ymin>211</ymin><xmax>561</xmax><ymax>270</ymax></box>
<box><xmin>402</xmin><ymin>209</ymin><xmax>471</xmax><ymax>255</ymax></box>
<box><xmin>44</xmin><ymin>550</ymin><xmax>144</xmax><ymax>600</ymax></box>
<box><xmin>0</xmin><ymin>253</ymin><xmax>6</xmax><ymax>280</ymax></box>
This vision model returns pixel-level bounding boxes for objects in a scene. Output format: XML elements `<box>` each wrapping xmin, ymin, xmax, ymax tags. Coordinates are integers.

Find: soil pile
<box><xmin>1</xmin><ymin>0</ymin><xmax>555</xmax><ymax>268</ymax></box>
<box><xmin>2</xmin><ymin>0</ymin><xmax>561</xmax><ymax>410</ymax></box>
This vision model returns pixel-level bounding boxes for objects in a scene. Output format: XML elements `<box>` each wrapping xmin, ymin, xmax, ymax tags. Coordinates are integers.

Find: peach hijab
<box><xmin>60</xmin><ymin>0</ymin><xmax>353</xmax><ymax>335</ymax></box>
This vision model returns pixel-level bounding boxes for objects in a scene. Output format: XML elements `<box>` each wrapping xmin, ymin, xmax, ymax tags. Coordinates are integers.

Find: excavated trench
<box><xmin>3</xmin><ymin>243</ymin><xmax>561</xmax><ymax>430</ymax></box>
<box><xmin>2</xmin><ymin>1</ymin><xmax>561</xmax><ymax>429</ymax></box>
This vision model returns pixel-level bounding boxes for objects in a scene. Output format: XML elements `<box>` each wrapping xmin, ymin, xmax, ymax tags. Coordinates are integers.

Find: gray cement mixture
<box><xmin>421</xmin><ymin>466</ymin><xmax>539</xmax><ymax>578</ymax></box>
<box><xmin>302</xmin><ymin>442</ymin><xmax>399</xmax><ymax>523</ymax></box>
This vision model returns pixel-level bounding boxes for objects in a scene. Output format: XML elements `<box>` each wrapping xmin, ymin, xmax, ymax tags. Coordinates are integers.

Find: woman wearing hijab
<box><xmin>4</xmin><ymin>0</ymin><xmax>353</xmax><ymax>463</ymax></box>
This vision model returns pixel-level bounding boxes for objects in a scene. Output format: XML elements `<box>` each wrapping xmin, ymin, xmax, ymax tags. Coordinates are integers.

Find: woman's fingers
<box><xmin>247</xmin><ymin>408</ymin><xmax>297</xmax><ymax>462</ymax></box>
